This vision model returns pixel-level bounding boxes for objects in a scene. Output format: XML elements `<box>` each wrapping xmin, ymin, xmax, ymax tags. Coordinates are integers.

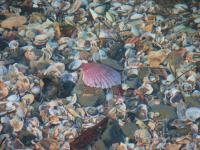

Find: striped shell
<box><xmin>82</xmin><ymin>63</ymin><xmax>121</xmax><ymax>89</ymax></box>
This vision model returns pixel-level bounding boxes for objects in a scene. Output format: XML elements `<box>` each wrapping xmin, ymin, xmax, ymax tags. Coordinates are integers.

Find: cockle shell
<box><xmin>82</xmin><ymin>63</ymin><xmax>121</xmax><ymax>89</ymax></box>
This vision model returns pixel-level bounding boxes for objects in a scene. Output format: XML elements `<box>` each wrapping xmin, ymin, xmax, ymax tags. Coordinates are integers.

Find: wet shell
<box><xmin>1</xmin><ymin>16</ymin><xmax>26</xmax><ymax>29</ymax></box>
<box><xmin>22</xmin><ymin>94</ymin><xmax>35</xmax><ymax>105</ymax></box>
<box><xmin>185</xmin><ymin>107</ymin><xmax>200</xmax><ymax>122</ymax></box>
<box><xmin>0</xmin><ymin>81</ymin><xmax>9</xmax><ymax>99</ymax></box>
<box><xmin>49</xmin><ymin>115</ymin><xmax>60</xmax><ymax>125</ymax></box>
<box><xmin>16</xmin><ymin>75</ymin><xmax>30</xmax><ymax>92</ymax></box>
<box><xmin>68</xmin><ymin>60</ymin><xmax>82</xmax><ymax>70</ymax></box>
<box><xmin>7</xmin><ymin>94</ymin><xmax>20</xmax><ymax>102</ymax></box>
<box><xmin>10</xmin><ymin>117</ymin><xmax>24</xmax><ymax>132</ymax></box>
<box><xmin>34</xmin><ymin>34</ymin><xmax>48</xmax><ymax>46</ymax></box>
<box><xmin>134</xmin><ymin>129</ymin><xmax>151</xmax><ymax>144</ymax></box>
<box><xmin>81</xmin><ymin>63</ymin><xmax>121</xmax><ymax>89</ymax></box>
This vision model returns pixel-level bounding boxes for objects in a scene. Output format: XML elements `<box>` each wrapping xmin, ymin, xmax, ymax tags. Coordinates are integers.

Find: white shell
<box><xmin>7</xmin><ymin>94</ymin><xmax>20</xmax><ymax>102</ymax></box>
<box><xmin>31</xmin><ymin>86</ymin><xmax>41</xmax><ymax>95</ymax></box>
<box><xmin>89</xmin><ymin>8</ymin><xmax>99</xmax><ymax>20</ymax></box>
<box><xmin>9</xmin><ymin>40</ymin><xmax>19</xmax><ymax>49</ymax></box>
<box><xmin>174</xmin><ymin>4</ymin><xmax>188</xmax><ymax>11</ymax></box>
<box><xmin>130</xmin><ymin>13</ymin><xmax>143</xmax><ymax>20</ymax></box>
<box><xmin>194</xmin><ymin>17</ymin><xmax>200</xmax><ymax>23</ymax></box>
<box><xmin>186</xmin><ymin>107</ymin><xmax>200</xmax><ymax>121</ymax></box>
<box><xmin>68</xmin><ymin>60</ymin><xmax>82</xmax><ymax>70</ymax></box>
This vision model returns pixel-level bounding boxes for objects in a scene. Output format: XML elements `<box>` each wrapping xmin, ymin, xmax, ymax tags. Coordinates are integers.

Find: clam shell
<box><xmin>82</xmin><ymin>63</ymin><xmax>121</xmax><ymax>89</ymax></box>
<box><xmin>185</xmin><ymin>107</ymin><xmax>200</xmax><ymax>121</ymax></box>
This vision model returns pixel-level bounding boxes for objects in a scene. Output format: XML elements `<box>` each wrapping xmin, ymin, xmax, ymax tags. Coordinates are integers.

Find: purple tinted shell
<box><xmin>81</xmin><ymin>63</ymin><xmax>121</xmax><ymax>89</ymax></box>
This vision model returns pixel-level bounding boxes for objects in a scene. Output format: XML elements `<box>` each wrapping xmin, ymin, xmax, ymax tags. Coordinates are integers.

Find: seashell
<box><xmin>134</xmin><ymin>129</ymin><xmax>151</xmax><ymax>144</ymax></box>
<box><xmin>75</xmin><ymin>39</ymin><xmax>92</xmax><ymax>51</ymax></box>
<box><xmin>78</xmin><ymin>31</ymin><xmax>97</xmax><ymax>41</ymax></box>
<box><xmin>162</xmin><ymin>74</ymin><xmax>175</xmax><ymax>85</ymax></box>
<box><xmin>130</xmin><ymin>13</ymin><xmax>143</xmax><ymax>20</ymax></box>
<box><xmin>194</xmin><ymin>17</ymin><xmax>200</xmax><ymax>24</ymax></box>
<box><xmin>16</xmin><ymin>75</ymin><xmax>30</xmax><ymax>92</ymax></box>
<box><xmin>51</xmin><ymin>0</ymin><xmax>63</xmax><ymax>8</ymax></box>
<box><xmin>106</xmin><ymin>12</ymin><xmax>115</xmax><ymax>22</ymax></box>
<box><xmin>75</xmin><ymin>117</ymin><xmax>83</xmax><ymax>128</ymax></box>
<box><xmin>58</xmin><ymin>37</ymin><xmax>70</xmax><ymax>45</ymax></box>
<box><xmin>0</xmin><ymin>81</ymin><xmax>9</xmax><ymax>99</ymax></box>
<box><xmin>10</xmin><ymin>117</ymin><xmax>23</xmax><ymax>132</ymax></box>
<box><xmin>185</xmin><ymin>107</ymin><xmax>200</xmax><ymax>122</ymax></box>
<box><xmin>31</xmin><ymin>86</ymin><xmax>41</xmax><ymax>95</ymax></box>
<box><xmin>173</xmin><ymin>4</ymin><xmax>188</xmax><ymax>14</ymax></box>
<box><xmin>66</xmin><ymin>94</ymin><xmax>77</xmax><ymax>105</ymax></box>
<box><xmin>21</xmin><ymin>45</ymin><xmax>35</xmax><ymax>51</ymax></box>
<box><xmin>81</xmin><ymin>63</ymin><xmax>121</xmax><ymax>89</ymax></box>
<box><xmin>22</xmin><ymin>94</ymin><xmax>35</xmax><ymax>105</ymax></box>
<box><xmin>1</xmin><ymin>16</ymin><xmax>26</xmax><ymax>29</ymax></box>
<box><xmin>44</xmin><ymin>62</ymin><xmax>65</xmax><ymax>77</ymax></box>
<box><xmin>98</xmin><ymin>49</ymin><xmax>108</xmax><ymax>60</ymax></box>
<box><xmin>34</xmin><ymin>34</ymin><xmax>48</xmax><ymax>46</ymax></box>
<box><xmin>89</xmin><ymin>8</ymin><xmax>100</xmax><ymax>20</ymax></box>
<box><xmin>85</xmin><ymin>107</ymin><xmax>98</xmax><ymax>116</ymax></box>
<box><xmin>49</xmin><ymin>115</ymin><xmax>60</xmax><ymax>125</ymax></box>
<box><xmin>94</xmin><ymin>5</ymin><xmax>106</xmax><ymax>14</ymax></box>
<box><xmin>68</xmin><ymin>60</ymin><xmax>82</xmax><ymax>71</ymax></box>
<box><xmin>68</xmin><ymin>0</ymin><xmax>82</xmax><ymax>14</ymax></box>
<box><xmin>135</xmin><ymin>104</ymin><xmax>148</xmax><ymax>121</ymax></box>
<box><xmin>99</xmin><ymin>30</ymin><xmax>111</xmax><ymax>38</ymax></box>
<box><xmin>13</xmin><ymin>63</ymin><xmax>28</xmax><ymax>74</ymax></box>
<box><xmin>148</xmin><ymin>49</ymin><xmax>169</xmax><ymax>67</ymax></box>
<box><xmin>7</xmin><ymin>94</ymin><xmax>20</xmax><ymax>102</ymax></box>
<box><xmin>16</xmin><ymin>105</ymin><xmax>26</xmax><ymax>118</ymax></box>
<box><xmin>24</xmin><ymin>50</ymin><xmax>37</xmax><ymax>61</ymax></box>
<box><xmin>170</xmin><ymin>91</ymin><xmax>183</xmax><ymax>105</ymax></box>
<box><xmin>8</xmin><ymin>40</ymin><xmax>19</xmax><ymax>50</ymax></box>
<box><xmin>67</xmin><ymin>107</ymin><xmax>79</xmax><ymax>117</ymax></box>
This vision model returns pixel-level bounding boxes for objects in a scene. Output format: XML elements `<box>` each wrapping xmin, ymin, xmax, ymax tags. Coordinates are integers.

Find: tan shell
<box><xmin>1</xmin><ymin>16</ymin><xmax>26</xmax><ymax>29</ymax></box>
<box><xmin>24</xmin><ymin>50</ymin><xmax>37</xmax><ymax>61</ymax></box>
<box><xmin>0</xmin><ymin>81</ymin><xmax>9</xmax><ymax>99</ymax></box>
<box><xmin>148</xmin><ymin>49</ymin><xmax>169</xmax><ymax>67</ymax></box>
<box><xmin>16</xmin><ymin>75</ymin><xmax>30</xmax><ymax>92</ymax></box>
<box><xmin>22</xmin><ymin>94</ymin><xmax>35</xmax><ymax>105</ymax></box>
<box><xmin>10</xmin><ymin>117</ymin><xmax>23</xmax><ymax>132</ymax></box>
<box><xmin>49</xmin><ymin>115</ymin><xmax>60</xmax><ymax>125</ymax></box>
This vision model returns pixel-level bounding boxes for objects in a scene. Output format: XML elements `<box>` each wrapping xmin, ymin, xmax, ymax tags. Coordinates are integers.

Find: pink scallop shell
<box><xmin>82</xmin><ymin>63</ymin><xmax>121</xmax><ymax>89</ymax></box>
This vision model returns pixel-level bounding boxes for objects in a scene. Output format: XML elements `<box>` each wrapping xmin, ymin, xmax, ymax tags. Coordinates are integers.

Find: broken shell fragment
<box><xmin>81</xmin><ymin>63</ymin><xmax>121</xmax><ymax>89</ymax></box>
